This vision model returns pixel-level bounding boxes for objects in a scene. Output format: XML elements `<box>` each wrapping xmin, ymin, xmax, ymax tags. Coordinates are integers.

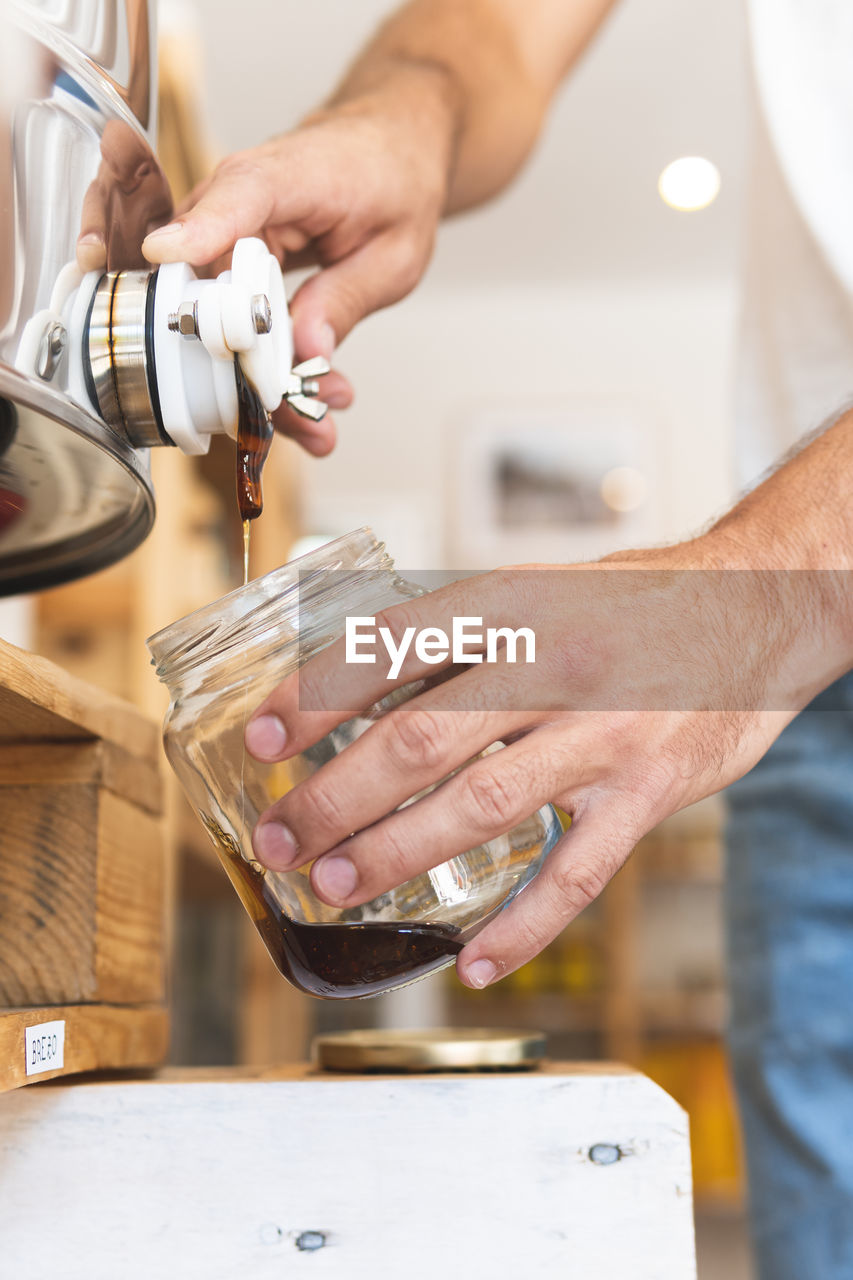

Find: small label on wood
<box><xmin>24</xmin><ymin>1020</ymin><xmax>65</xmax><ymax>1076</ymax></box>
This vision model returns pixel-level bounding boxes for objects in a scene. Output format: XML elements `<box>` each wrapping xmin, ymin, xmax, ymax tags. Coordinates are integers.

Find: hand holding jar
<box><xmin>149</xmin><ymin>530</ymin><xmax>561</xmax><ymax>1000</ymax></box>
<box><xmin>153</xmin><ymin>417</ymin><xmax>853</xmax><ymax>998</ymax></box>
<box><xmin>245</xmin><ymin>533</ymin><xmax>834</xmax><ymax>990</ymax></box>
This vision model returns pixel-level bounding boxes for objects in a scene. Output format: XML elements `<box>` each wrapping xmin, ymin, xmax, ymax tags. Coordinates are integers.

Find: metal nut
<box><xmin>168</xmin><ymin>300</ymin><xmax>199</xmax><ymax>338</ymax></box>
<box><xmin>588</xmin><ymin>1143</ymin><xmax>622</xmax><ymax>1166</ymax></box>
<box><xmin>36</xmin><ymin>321</ymin><xmax>67</xmax><ymax>380</ymax></box>
<box><xmin>251</xmin><ymin>293</ymin><xmax>272</xmax><ymax>334</ymax></box>
<box><xmin>295</xmin><ymin>1231</ymin><xmax>326</xmax><ymax>1252</ymax></box>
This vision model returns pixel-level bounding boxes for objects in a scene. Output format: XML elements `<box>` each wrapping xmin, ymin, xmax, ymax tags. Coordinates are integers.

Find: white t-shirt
<box><xmin>739</xmin><ymin>0</ymin><xmax>853</xmax><ymax>484</ymax></box>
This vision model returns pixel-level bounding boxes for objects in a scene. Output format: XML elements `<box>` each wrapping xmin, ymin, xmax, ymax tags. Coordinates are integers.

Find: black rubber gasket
<box><xmin>81</xmin><ymin>273</ymin><xmax>101</xmax><ymax>413</ymax></box>
<box><xmin>144</xmin><ymin>268</ymin><xmax>174</xmax><ymax>446</ymax></box>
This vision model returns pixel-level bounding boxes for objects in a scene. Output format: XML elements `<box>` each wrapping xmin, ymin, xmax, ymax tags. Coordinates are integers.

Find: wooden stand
<box><xmin>0</xmin><ymin>589</ymin><xmax>697</xmax><ymax>1275</ymax></box>
<box><xmin>0</xmin><ymin>1062</ymin><xmax>696</xmax><ymax>1278</ymax></box>
<box><xmin>0</xmin><ymin>637</ymin><xmax>168</xmax><ymax>1090</ymax></box>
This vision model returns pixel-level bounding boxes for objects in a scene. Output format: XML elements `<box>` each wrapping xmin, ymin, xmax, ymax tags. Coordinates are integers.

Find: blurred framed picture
<box><xmin>446</xmin><ymin>400</ymin><xmax>664</xmax><ymax>567</ymax></box>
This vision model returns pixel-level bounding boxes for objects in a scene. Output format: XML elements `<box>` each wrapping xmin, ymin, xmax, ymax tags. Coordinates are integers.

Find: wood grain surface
<box><xmin>0</xmin><ymin>1065</ymin><xmax>696</xmax><ymax>1276</ymax></box>
<box><xmin>0</xmin><ymin>1003</ymin><xmax>168</xmax><ymax>1091</ymax></box>
<box><xmin>0</xmin><ymin>739</ymin><xmax>161</xmax><ymax>813</ymax></box>
<box><xmin>0</xmin><ymin>636</ymin><xmax>158</xmax><ymax>756</ymax></box>
<box><xmin>0</xmin><ymin>786</ymin><xmax>165</xmax><ymax>1007</ymax></box>
<box><xmin>0</xmin><ymin>633</ymin><xmax>168</xmax><ymax>1078</ymax></box>
<box><xmin>95</xmin><ymin>792</ymin><xmax>166</xmax><ymax>1004</ymax></box>
<box><xmin>0</xmin><ymin>782</ymin><xmax>99</xmax><ymax>1004</ymax></box>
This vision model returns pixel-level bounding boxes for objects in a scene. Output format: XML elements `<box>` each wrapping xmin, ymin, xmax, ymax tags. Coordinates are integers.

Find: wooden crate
<box><xmin>0</xmin><ymin>1062</ymin><xmax>696</xmax><ymax>1278</ymax></box>
<box><xmin>0</xmin><ymin>637</ymin><xmax>168</xmax><ymax>1090</ymax></box>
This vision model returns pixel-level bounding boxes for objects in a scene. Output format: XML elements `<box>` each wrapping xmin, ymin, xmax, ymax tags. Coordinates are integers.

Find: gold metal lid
<box><xmin>312</xmin><ymin>1028</ymin><xmax>547</xmax><ymax>1073</ymax></box>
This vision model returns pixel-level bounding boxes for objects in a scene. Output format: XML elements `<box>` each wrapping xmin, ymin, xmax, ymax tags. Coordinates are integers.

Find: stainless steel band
<box><xmin>87</xmin><ymin>270</ymin><xmax>167</xmax><ymax>448</ymax></box>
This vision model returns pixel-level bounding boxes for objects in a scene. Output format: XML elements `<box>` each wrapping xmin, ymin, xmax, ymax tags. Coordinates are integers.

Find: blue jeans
<box><xmin>725</xmin><ymin>672</ymin><xmax>853</xmax><ymax>1279</ymax></box>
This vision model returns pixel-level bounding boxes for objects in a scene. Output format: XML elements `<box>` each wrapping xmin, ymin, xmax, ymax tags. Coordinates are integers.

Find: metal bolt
<box><xmin>167</xmin><ymin>300</ymin><xmax>199</xmax><ymax>338</ymax></box>
<box><xmin>251</xmin><ymin>293</ymin><xmax>272</xmax><ymax>334</ymax></box>
<box><xmin>588</xmin><ymin>1143</ymin><xmax>622</xmax><ymax>1166</ymax></box>
<box><xmin>36</xmin><ymin>321</ymin><xmax>67</xmax><ymax>380</ymax></box>
<box><xmin>295</xmin><ymin>1231</ymin><xmax>327</xmax><ymax>1252</ymax></box>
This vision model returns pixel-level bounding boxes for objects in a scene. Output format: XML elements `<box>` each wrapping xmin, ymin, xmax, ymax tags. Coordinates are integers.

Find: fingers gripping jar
<box><xmin>147</xmin><ymin>529</ymin><xmax>561</xmax><ymax>999</ymax></box>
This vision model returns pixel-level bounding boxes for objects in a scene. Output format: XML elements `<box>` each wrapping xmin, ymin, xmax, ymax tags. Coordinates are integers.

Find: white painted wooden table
<box><xmin>0</xmin><ymin>1064</ymin><xmax>696</xmax><ymax>1278</ymax></box>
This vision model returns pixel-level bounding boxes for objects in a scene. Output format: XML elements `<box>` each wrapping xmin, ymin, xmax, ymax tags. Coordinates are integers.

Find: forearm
<box><xmin>713</xmin><ymin>411</ymin><xmax>853</xmax><ymax>571</ymax></box>
<box><xmin>312</xmin><ymin>0</ymin><xmax>619</xmax><ymax>213</ymax></box>
<box><xmin>703</xmin><ymin>410</ymin><xmax>853</xmax><ymax>706</ymax></box>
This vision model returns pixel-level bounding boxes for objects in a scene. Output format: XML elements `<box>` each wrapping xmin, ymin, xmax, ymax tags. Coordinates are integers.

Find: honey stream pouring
<box><xmin>84</xmin><ymin>236</ymin><xmax>330</xmax><ymax>579</ymax></box>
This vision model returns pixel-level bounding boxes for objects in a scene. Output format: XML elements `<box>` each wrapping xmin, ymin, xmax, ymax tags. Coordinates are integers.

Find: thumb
<box><xmin>289</xmin><ymin>228</ymin><xmax>425</xmax><ymax>351</ymax></box>
<box><xmin>141</xmin><ymin>162</ymin><xmax>276</xmax><ymax>266</ymax></box>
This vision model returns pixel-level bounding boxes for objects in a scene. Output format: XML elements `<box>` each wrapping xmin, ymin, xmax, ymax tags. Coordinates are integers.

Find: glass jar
<box><xmin>147</xmin><ymin>528</ymin><xmax>561</xmax><ymax>999</ymax></box>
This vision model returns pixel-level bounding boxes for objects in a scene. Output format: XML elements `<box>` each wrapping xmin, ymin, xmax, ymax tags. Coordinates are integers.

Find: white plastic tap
<box><xmin>151</xmin><ymin>236</ymin><xmax>327</xmax><ymax>454</ymax></box>
<box><xmin>15</xmin><ymin>238</ymin><xmax>328</xmax><ymax>457</ymax></box>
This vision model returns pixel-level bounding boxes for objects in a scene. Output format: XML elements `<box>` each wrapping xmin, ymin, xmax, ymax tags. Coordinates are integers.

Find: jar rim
<box><xmin>146</xmin><ymin>526</ymin><xmax>392</xmax><ymax>680</ymax></box>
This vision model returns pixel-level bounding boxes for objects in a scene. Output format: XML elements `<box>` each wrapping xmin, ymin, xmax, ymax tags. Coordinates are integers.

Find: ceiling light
<box><xmin>601</xmin><ymin>466</ymin><xmax>647</xmax><ymax>513</ymax></box>
<box><xmin>658</xmin><ymin>157</ymin><xmax>721</xmax><ymax>212</ymax></box>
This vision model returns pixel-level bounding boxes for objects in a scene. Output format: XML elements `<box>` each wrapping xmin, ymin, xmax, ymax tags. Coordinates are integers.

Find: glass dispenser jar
<box><xmin>147</xmin><ymin>529</ymin><xmax>561</xmax><ymax>999</ymax></box>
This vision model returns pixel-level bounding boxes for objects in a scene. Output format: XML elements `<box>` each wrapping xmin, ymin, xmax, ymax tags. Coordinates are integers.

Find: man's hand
<box><xmin>242</xmin><ymin>413</ymin><xmax>853</xmax><ymax>989</ymax></box>
<box><xmin>142</xmin><ymin>0</ymin><xmax>617</xmax><ymax>454</ymax></box>
<box><xmin>142</xmin><ymin>92</ymin><xmax>453</xmax><ymax>347</ymax></box>
<box><xmin>142</xmin><ymin>72</ymin><xmax>456</xmax><ymax>455</ymax></box>
<box><xmin>240</xmin><ymin>551</ymin><xmax>826</xmax><ymax>990</ymax></box>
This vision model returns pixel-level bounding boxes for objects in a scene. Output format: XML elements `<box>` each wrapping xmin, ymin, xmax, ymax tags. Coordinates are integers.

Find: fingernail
<box><xmin>325</xmin><ymin>389</ymin><xmax>350</xmax><ymax>410</ymax></box>
<box><xmin>318</xmin><ymin>322</ymin><xmax>336</xmax><ymax>360</ymax></box>
<box><xmin>466</xmin><ymin>959</ymin><xmax>497</xmax><ymax>989</ymax></box>
<box><xmin>143</xmin><ymin>221</ymin><xmax>184</xmax><ymax>241</ymax></box>
<box><xmin>314</xmin><ymin>854</ymin><xmax>358</xmax><ymax>902</ymax></box>
<box><xmin>253</xmin><ymin>821</ymin><xmax>298</xmax><ymax>869</ymax></box>
<box><xmin>76</xmin><ymin>234</ymin><xmax>107</xmax><ymax>271</ymax></box>
<box><xmin>245</xmin><ymin>714</ymin><xmax>287</xmax><ymax>759</ymax></box>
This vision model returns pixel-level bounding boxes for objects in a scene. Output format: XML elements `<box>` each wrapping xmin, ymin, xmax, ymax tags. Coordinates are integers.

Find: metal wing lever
<box><xmin>282</xmin><ymin>356</ymin><xmax>332</xmax><ymax>421</ymax></box>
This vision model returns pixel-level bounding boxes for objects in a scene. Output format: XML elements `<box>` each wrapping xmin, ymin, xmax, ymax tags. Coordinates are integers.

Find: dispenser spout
<box><xmin>77</xmin><ymin>238</ymin><xmax>330</xmax><ymax>455</ymax></box>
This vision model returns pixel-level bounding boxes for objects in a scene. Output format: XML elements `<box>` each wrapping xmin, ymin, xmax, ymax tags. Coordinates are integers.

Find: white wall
<box><xmin>297</xmin><ymin>277</ymin><xmax>738</xmax><ymax>569</ymax></box>
<box><xmin>0</xmin><ymin>597</ymin><xmax>33</xmax><ymax>648</ymax></box>
<box><xmin>185</xmin><ymin>0</ymin><xmax>748</xmax><ymax>284</ymax></box>
<box><xmin>166</xmin><ymin>0</ymin><xmax>747</xmax><ymax>570</ymax></box>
